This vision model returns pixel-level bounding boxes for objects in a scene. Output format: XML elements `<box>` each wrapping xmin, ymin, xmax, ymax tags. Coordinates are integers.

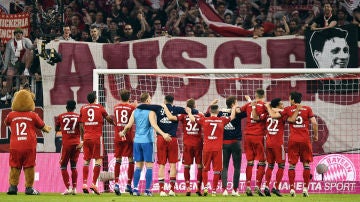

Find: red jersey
<box><xmin>241</xmin><ymin>101</ymin><xmax>267</xmax><ymax>136</ymax></box>
<box><xmin>265</xmin><ymin>112</ymin><xmax>286</xmax><ymax>147</ymax></box>
<box><xmin>5</xmin><ymin>111</ymin><xmax>45</xmax><ymax>150</ymax></box>
<box><xmin>177</xmin><ymin>113</ymin><xmax>203</xmax><ymax>147</ymax></box>
<box><xmin>197</xmin><ymin>116</ymin><xmax>230</xmax><ymax>151</ymax></box>
<box><xmin>79</xmin><ymin>103</ymin><xmax>109</xmax><ymax>140</ymax></box>
<box><xmin>56</xmin><ymin>112</ymin><xmax>81</xmax><ymax>145</ymax></box>
<box><xmin>282</xmin><ymin>105</ymin><xmax>315</xmax><ymax>143</ymax></box>
<box><xmin>113</xmin><ymin>103</ymin><xmax>135</xmax><ymax>142</ymax></box>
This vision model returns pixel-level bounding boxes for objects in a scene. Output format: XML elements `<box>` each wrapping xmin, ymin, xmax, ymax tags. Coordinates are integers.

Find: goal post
<box><xmin>94</xmin><ymin>68</ymin><xmax>360</xmax><ymax>155</ymax></box>
<box><xmin>94</xmin><ymin>68</ymin><xmax>360</xmax><ymax>193</ymax></box>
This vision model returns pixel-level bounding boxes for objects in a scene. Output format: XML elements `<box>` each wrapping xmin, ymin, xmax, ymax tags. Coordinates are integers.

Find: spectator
<box><xmin>92</xmin><ymin>11</ymin><xmax>108</xmax><ymax>32</ymax></box>
<box><xmin>151</xmin><ymin>18</ymin><xmax>165</xmax><ymax>37</ymax></box>
<box><xmin>88</xmin><ymin>25</ymin><xmax>110</xmax><ymax>43</ymax></box>
<box><xmin>70</xmin><ymin>25</ymin><xmax>81</xmax><ymax>41</ymax></box>
<box><xmin>193</xmin><ymin>22</ymin><xmax>206</xmax><ymax>37</ymax></box>
<box><xmin>311</xmin><ymin>3</ymin><xmax>337</xmax><ymax>30</ymax></box>
<box><xmin>289</xmin><ymin>19</ymin><xmax>301</xmax><ymax>35</ymax></box>
<box><xmin>252</xmin><ymin>24</ymin><xmax>264</xmax><ymax>38</ymax></box>
<box><xmin>120</xmin><ymin>24</ymin><xmax>139</xmax><ymax>41</ymax></box>
<box><xmin>57</xmin><ymin>25</ymin><xmax>75</xmax><ymax>41</ymax></box>
<box><xmin>80</xmin><ymin>29</ymin><xmax>91</xmax><ymax>42</ymax></box>
<box><xmin>224</xmin><ymin>13</ymin><xmax>233</xmax><ymax>24</ymax></box>
<box><xmin>71</xmin><ymin>13</ymin><xmax>86</xmax><ymax>31</ymax></box>
<box><xmin>104</xmin><ymin>20</ymin><xmax>122</xmax><ymax>43</ymax></box>
<box><xmin>336</xmin><ymin>9</ymin><xmax>350</xmax><ymax>27</ymax></box>
<box><xmin>1</xmin><ymin>28</ymin><xmax>35</xmax><ymax>101</ymax></box>
<box><xmin>86</xmin><ymin>0</ymin><xmax>98</xmax><ymax>12</ymax></box>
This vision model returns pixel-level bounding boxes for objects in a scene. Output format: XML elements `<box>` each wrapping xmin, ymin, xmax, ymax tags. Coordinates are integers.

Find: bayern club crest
<box><xmin>107</xmin><ymin>157</ymin><xmax>130</xmax><ymax>191</ymax></box>
<box><xmin>314</xmin><ymin>154</ymin><xmax>356</xmax><ymax>181</ymax></box>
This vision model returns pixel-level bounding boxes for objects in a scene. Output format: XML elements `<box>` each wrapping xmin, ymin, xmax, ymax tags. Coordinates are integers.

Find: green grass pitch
<box><xmin>1</xmin><ymin>193</ymin><xmax>360</xmax><ymax>202</ymax></box>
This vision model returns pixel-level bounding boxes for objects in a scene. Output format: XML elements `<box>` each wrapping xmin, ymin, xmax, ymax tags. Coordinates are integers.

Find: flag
<box><xmin>198</xmin><ymin>0</ymin><xmax>274</xmax><ymax>37</ymax></box>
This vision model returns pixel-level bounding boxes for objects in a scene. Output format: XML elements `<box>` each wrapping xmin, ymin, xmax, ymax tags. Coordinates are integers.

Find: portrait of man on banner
<box><xmin>305</xmin><ymin>25</ymin><xmax>359</xmax><ymax>93</ymax></box>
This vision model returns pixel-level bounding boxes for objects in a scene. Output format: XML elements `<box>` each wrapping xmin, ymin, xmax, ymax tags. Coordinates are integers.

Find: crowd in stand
<box><xmin>1</xmin><ymin>0</ymin><xmax>360</xmax><ymax>105</ymax></box>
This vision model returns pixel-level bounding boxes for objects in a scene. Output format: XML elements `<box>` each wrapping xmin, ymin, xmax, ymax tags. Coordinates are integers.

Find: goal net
<box><xmin>94</xmin><ymin>68</ymin><xmax>360</xmax><ymax>193</ymax></box>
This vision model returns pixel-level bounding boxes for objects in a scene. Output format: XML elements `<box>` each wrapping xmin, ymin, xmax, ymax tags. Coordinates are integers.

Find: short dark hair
<box><xmin>256</xmin><ymin>88</ymin><xmax>265</xmax><ymax>98</ymax></box>
<box><xmin>66</xmin><ymin>100</ymin><xmax>76</xmax><ymax>111</ymax></box>
<box><xmin>309</xmin><ymin>28</ymin><xmax>348</xmax><ymax>54</ymax></box>
<box><xmin>120</xmin><ymin>89</ymin><xmax>130</xmax><ymax>101</ymax></box>
<box><xmin>270</xmin><ymin>98</ymin><xmax>281</xmax><ymax>108</ymax></box>
<box><xmin>226</xmin><ymin>96</ymin><xmax>237</xmax><ymax>108</ymax></box>
<box><xmin>210</xmin><ymin>104</ymin><xmax>219</xmax><ymax>112</ymax></box>
<box><xmin>140</xmin><ymin>92</ymin><xmax>150</xmax><ymax>102</ymax></box>
<box><xmin>165</xmin><ymin>95</ymin><xmax>174</xmax><ymax>103</ymax></box>
<box><xmin>186</xmin><ymin>98</ymin><xmax>195</xmax><ymax>109</ymax></box>
<box><xmin>290</xmin><ymin>91</ymin><xmax>302</xmax><ymax>103</ymax></box>
<box><xmin>87</xmin><ymin>91</ymin><xmax>97</xmax><ymax>103</ymax></box>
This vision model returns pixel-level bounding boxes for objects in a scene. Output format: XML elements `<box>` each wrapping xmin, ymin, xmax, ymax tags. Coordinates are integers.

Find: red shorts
<box><xmin>83</xmin><ymin>138</ymin><xmax>104</xmax><ymax>161</ymax></box>
<box><xmin>288</xmin><ymin>141</ymin><xmax>313</xmax><ymax>165</ymax></box>
<box><xmin>9</xmin><ymin>148</ymin><xmax>36</xmax><ymax>168</ymax></box>
<box><xmin>202</xmin><ymin>150</ymin><xmax>222</xmax><ymax>172</ymax></box>
<box><xmin>114</xmin><ymin>140</ymin><xmax>133</xmax><ymax>158</ymax></box>
<box><xmin>157</xmin><ymin>136</ymin><xmax>179</xmax><ymax>164</ymax></box>
<box><xmin>266</xmin><ymin>144</ymin><xmax>285</xmax><ymax>164</ymax></box>
<box><xmin>244</xmin><ymin>135</ymin><xmax>265</xmax><ymax>161</ymax></box>
<box><xmin>60</xmin><ymin>144</ymin><xmax>80</xmax><ymax>167</ymax></box>
<box><xmin>182</xmin><ymin>144</ymin><xmax>202</xmax><ymax>165</ymax></box>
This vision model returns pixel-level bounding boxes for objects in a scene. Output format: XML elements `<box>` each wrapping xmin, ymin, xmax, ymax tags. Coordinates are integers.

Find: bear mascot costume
<box><xmin>5</xmin><ymin>88</ymin><xmax>51</xmax><ymax>195</ymax></box>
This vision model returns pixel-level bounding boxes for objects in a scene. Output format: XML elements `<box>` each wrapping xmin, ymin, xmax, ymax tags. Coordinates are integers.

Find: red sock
<box><xmin>275</xmin><ymin>167</ymin><xmax>284</xmax><ymax>189</ymax></box>
<box><xmin>303</xmin><ymin>166</ymin><xmax>311</xmax><ymax>188</ymax></box>
<box><xmin>197</xmin><ymin>168</ymin><xmax>202</xmax><ymax>191</ymax></box>
<box><xmin>170</xmin><ymin>177</ymin><xmax>176</xmax><ymax>191</ymax></box>
<box><xmin>61</xmin><ymin>169</ymin><xmax>70</xmax><ymax>189</ymax></box>
<box><xmin>114</xmin><ymin>161</ymin><xmax>121</xmax><ymax>183</ymax></box>
<box><xmin>246</xmin><ymin>164</ymin><xmax>254</xmax><ymax>187</ymax></box>
<box><xmin>159</xmin><ymin>179</ymin><xmax>165</xmax><ymax>192</ymax></box>
<box><xmin>212</xmin><ymin>173</ymin><xmax>220</xmax><ymax>192</ymax></box>
<box><xmin>184</xmin><ymin>167</ymin><xmax>190</xmax><ymax>188</ymax></box>
<box><xmin>256</xmin><ymin>163</ymin><xmax>266</xmax><ymax>187</ymax></box>
<box><xmin>83</xmin><ymin>165</ymin><xmax>89</xmax><ymax>184</ymax></box>
<box><xmin>202</xmin><ymin>171</ymin><xmax>208</xmax><ymax>188</ymax></box>
<box><xmin>92</xmin><ymin>165</ymin><xmax>101</xmax><ymax>185</ymax></box>
<box><xmin>127</xmin><ymin>162</ymin><xmax>134</xmax><ymax>185</ymax></box>
<box><xmin>265</xmin><ymin>167</ymin><xmax>273</xmax><ymax>187</ymax></box>
<box><xmin>288</xmin><ymin>168</ymin><xmax>295</xmax><ymax>190</ymax></box>
<box><xmin>71</xmin><ymin>168</ymin><xmax>78</xmax><ymax>188</ymax></box>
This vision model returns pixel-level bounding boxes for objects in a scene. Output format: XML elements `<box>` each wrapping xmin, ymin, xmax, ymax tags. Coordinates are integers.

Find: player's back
<box><xmin>284</xmin><ymin>105</ymin><xmax>314</xmax><ymax>142</ymax></box>
<box><xmin>178</xmin><ymin>113</ymin><xmax>203</xmax><ymax>147</ymax></box>
<box><xmin>265</xmin><ymin>113</ymin><xmax>286</xmax><ymax>147</ymax></box>
<box><xmin>198</xmin><ymin>116</ymin><xmax>230</xmax><ymax>151</ymax></box>
<box><xmin>156</xmin><ymin>104</ymin><xmax>184</xmax><ymax>137</ymax></box>
<box><xmin>5</xmin><ymin>111</ymin><xmax>45</xmax><ymax>149</ymax></box>
<box><xmin>241</xmin><ymin>102</ymin><xmax>267</xmax><ymax>136</ymax></box>
<box><xmin>222</xmin><ymin>110</ymin><xmax>246</xmax><ymax>140</ymax></box>
<box><xmin>57</xmin><ymin>112</ymin><xmax>81</xmax><ymax>145</ymax></box>
<box><xmin>134</xmin><ymin>108</ymin><xmax>154</xmax><ymax>143</ymax></box>
<box><xmin>80</xmin><ymin>103</ymin><xmax>107</xmax><ymax>140</ymax></box>
<box><xmin>114</xmin><ymin>103</ymin><xmax>135</xmax><ymax>141</ymax></box>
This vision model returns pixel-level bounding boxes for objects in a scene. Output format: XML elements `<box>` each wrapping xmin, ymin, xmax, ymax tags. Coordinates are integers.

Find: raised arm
<box><xmin>137</xmin><ymin>104</ymin><xmax>162</xmax><ymax>112</ymax></box>
<box><xmin>230</xmin><ymin>105</ymin><xmax>237</xmax><ymax>121</ymax></box>
<box><xmin>287</xmin><ymin>104</ymin><xmax>301</xmax><ymax>123</ymax></box>
<box><xmin>310</xmin><ymin>116</ymin><xmax>318</xmax><ymax>141</ymax></box>
<box><xmin>251</xmin><ymin>101</ymin><xmax>260</xmax><ymax>120</ymax></box>
<box><xmin>265</xmin><ymin>102</ymin><xmax>281</xmax><ymax>119</ymax></box>
<box><xmin>186</xmin><ymin>107</ymin><xmax>196</xmax><ymax>123</ymax></box>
